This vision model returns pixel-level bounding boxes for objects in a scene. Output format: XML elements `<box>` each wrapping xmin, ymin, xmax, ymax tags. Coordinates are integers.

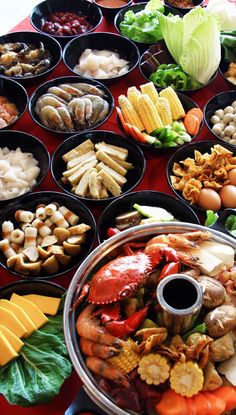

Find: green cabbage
<box><xmin>159</xmin><ymin>7</ymin><xmax>221</xmax><ymax>85</ymax></box>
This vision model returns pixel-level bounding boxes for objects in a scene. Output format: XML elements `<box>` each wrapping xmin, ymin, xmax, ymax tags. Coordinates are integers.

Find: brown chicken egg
<box><xmin>219</xmin><ymin>185</ymin><xmax>236</xmax><ymax>208</ymax></box>
<box><xmin>197</xmin><ymin>188</ymin><xmax>221</xmax><ymax>211</ymax></box>
<box><xmin>228</xmin><ymin>169</ymin><xmax>236</xmax><ymax>186</ymax></box>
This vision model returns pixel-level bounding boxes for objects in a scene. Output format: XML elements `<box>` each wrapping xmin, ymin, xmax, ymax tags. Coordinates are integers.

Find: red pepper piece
<box><xmin>106</xmin><ymin>227</ymin><xmax>121</xmax><ymax>238</ymax></box>
<box><xmin>105</xmin><ymin>306</ymin><xmax>148</xmax><ymax>337</ymax></box>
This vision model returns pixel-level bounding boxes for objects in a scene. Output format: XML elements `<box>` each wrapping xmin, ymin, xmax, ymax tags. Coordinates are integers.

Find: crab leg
<box><xmin>105</xmin><ymin>306</ymin><xmax>148</xmax><ymax>338</ymax></box>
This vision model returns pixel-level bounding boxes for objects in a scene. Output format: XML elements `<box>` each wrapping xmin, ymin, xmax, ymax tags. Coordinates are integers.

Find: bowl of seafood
<box><xmin>51</xmin><ymin>130</ymin><xmax>146</xmax><ymax>203</ymax></box>
<box><xmin>29</xmin><ymin>76</ymin><xmax>114</xmax><ymax>136</ymax></box>
<box><xmin>116</xmin><ymin>81</ymin><xmax>203</xmax><ymax>152</ymax></box>
<box><xmin>139</xmin><ymin>43</ymin><xmax>218</xmax><ymax>94</ymax></box>
<box><xmin>63</xmin><ymin>32</ymin><xmax>140</xmax><ymax>84</ymax></box>
<box><xmin>114</xmin><ymin>2</ymin><xmax>182</xmax><ymax>52</ymax></box>
<box><xmin>97</xmin><ymin>190</ymin><xmax>200</xmax><ymax>242</ymax></box>
<box><xmin>0</xmin><ymin>191</ymin><xmax>96</xmax><ymax>279</ymax></box>
<box><xmin>30</xmin><ymin>0</ymin><xmax>103</xmax><ymax>47</ymax></box>
<box><xmin>64</xmin><ymin>222</ymin><xmax>236</xmax><ymax>415</ymax></box>
<box><xmin>164</xmin><ymin>0</ymin><xmax>204</xmax><ymax>15</ymax></box>
<box><xmin>0</xmin><ymin>130</ymin><xmax>50</xmax><ymax>205</ymax></box>
<box><xmin>0</xmin><ymin>77</ymin><xmax>28</xmax><ymax>130</ymax></box>
<box><xmin>204</xmin><ymin>90</ymin><xmax>236</xmax><ymax>147</ymax></box>
<box><xmin>166</xmin><ymin>140</ymin><xmax>236</xmax><ymax>214</ymax></box>
<box><xmin>0</xmin><ymin>31</ymin><xmax>62</xmax><ymax>86</ymax></box>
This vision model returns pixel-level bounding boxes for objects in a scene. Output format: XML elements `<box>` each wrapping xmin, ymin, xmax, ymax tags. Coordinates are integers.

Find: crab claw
<box><xmin>159</xmin><ymin>261</ymin><xmax>180</xmax><ymax>281</ymax></box>
<box><xmin>105</xmin><ymin>306</ymin><xmax>149</xmax><ymax>338</ymax></box>
<box><xmin>73</xmin><ymin>283</ymin><xmax>90</xmax><ymax>309</ymax></box>
<box><xmin>100</xmin><ymin>303</ymin><xmax>121</xmax><ymax>325</ymax></box>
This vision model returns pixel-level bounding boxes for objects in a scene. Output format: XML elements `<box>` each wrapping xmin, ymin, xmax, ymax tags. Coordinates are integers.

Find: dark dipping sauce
<box><xmin>167</xmin><ymin>0</ymin><xmax>194</xmax><ymax>8</ymax></box>
<box><xmin>163</xmin><ymin>278</ymin><xmax>198</xmax><ymax>309</ymax></box>
<box><xmin>96</xmin><ymin>0</ymin><xmax>129</xmax><ymax>7</ymax></box>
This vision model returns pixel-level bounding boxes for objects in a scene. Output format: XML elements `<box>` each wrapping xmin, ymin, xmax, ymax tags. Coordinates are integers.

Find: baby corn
<box><xmin>118</xmin><ymin>95</ymin><xmax>144</xmax><ymax>131</ymax></box>
<box><xmin>140</xmin><ymin>82</ymin><xmax>159</xmax><ymax>104</ymax></box>
<box><xmin>160</xmin><ymin>86</ymin><xmax>185</xmax><ymax>120</ymax></box>
<box><xmin>127</xmin><ymin>87</ymin><xmax>142</xmax><ymax>110</ymax></box>
<box><xmin>156</xmin><ymin>97</ymin><xmax>172</xmax><ymax>126</ymax></box>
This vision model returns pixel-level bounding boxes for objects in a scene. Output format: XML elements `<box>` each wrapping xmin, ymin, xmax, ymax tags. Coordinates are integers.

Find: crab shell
<box><xmin>88</xmin><ymin>253</ymin><xmax>152</xmax><ymax>304</ymax></box>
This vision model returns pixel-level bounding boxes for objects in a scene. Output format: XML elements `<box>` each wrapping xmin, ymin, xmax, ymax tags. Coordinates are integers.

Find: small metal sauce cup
<box><xmin>156</xmin><ymin>274</ymin><xmax>203</xmax><ymax>334</ymax></box>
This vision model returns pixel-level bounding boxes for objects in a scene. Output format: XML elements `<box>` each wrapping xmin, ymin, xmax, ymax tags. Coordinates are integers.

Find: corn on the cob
<box><xmin>170</xmin><ymin>361</ymin><xmax>204</xmax><ymax>397</ymax></box>
<box><xmin>108</xmin><ymin>338</ymin><xmax>141</xmax><ymax>374</ymax></box>
<box><xmin>160</xmin><ymin>86</ymin><xmax>185</xmax><ymax>120</ymax></box>
<box><xmin>138</xmin><ymin>353</ymin><xmax>170</xmax><ymax>385</ymax></box>
<box><xmin>127</xmin><ymin>87</ymin><xmax>142</xmax><ymax>110</ymax></box>
<box><xmin>118</xmin><ymin>95</ymin><xmax>144</xmax><ymax>131</ymax></box>
<box><xmin>156</xmin><ymin>97</ymin><xmax>172</xmax><ymax>126</ymax></box>
<box><xmin>140</xmin><ymin>82</ymin><xmax>159</xmax><ymax>104</ymax></box>
<box><xmin>137</xmin><ymin>94</ymin><xmax>163</xmax><ymax>134</ymax></box>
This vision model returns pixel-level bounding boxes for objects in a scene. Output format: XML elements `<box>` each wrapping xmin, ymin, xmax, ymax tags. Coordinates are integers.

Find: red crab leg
<box><xmin>105</xmin><ymin>306</ymin><xmax>148</xmax><ymax>338</ymax></box>
<box><xmin>73</xmin><ymin>283</ymin><xmax>90</xmax><ymax>309</ymax></box>
<box><xmin>123</xmin><ymin>242</ymin><xmax>146</xmax><ymax>255</ymax></box>
<box><xmin>159</xmin><ymin>261</ymin><xmax>180</xmax><ymax>281</ymax></box>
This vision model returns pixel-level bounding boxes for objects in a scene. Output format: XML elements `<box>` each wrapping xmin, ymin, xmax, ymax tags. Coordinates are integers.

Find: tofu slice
<box><xmin>74</xmin><ymin>167</ymin><xmax>96</xmax><ymax>196</ymax></box>
<box><xmin>0</xmin><ymin>306</ymin><xmax>27</xmax><ymax>338</ymax></box>
<box><xmin>189</xmin><ymin>247</ymin><xmax>224</xmax><ymax>276</ymax></box>
<box><xmin>63</xmin><ymin>154</ymin><xmax>97</xmax><ymax>178</ymax></box>
<box><xmin>22</xmin><ymin>294</ymin><xmax>61</xmax><ymax>316</ymax></box>
<box><xmin>112</xmin><ymin>157</ymin><xmax>133</xmax><ymax>171</ymax></box>
<box><xmin>0</xmin><ymin>331</ymin><xmax>18</xmax><ymax>366</ymax></box>
<box><xmin>0</xmin><ymin>325</ymin><xmax>23</xmax><ymax>353</ymax></box>
<box><xmin>97</xmin><ymin>162</ymin><xmax>127</xmax><ymax>185</ymax></box>
<box><xmin>88</xmin><ymin>171</ymin><xmax>102</xmax><ymax>199</ymax></box>
<box><xmin>62</xmin><ymin>139</ymin><xmax>94</xmax><ymax>162</ymax></box>
<box><xmin>67</xmin><ymin>150</ymin><xmax>96</xmax><ymax>169</ymax></box>
<box><xmin>0</xmin><ymin>300</ymin><xmax>37</xmax><ymax>337</ymax></box>
<box><xmin>96</xmin><ymin>150</ymin><xmax>126</xmax><ymax>175</ymax></box>
<box><xmin>95</xmin><ymin>142</ymin><xmax>128</xmax><ymax>160</ymax></box>
<box><xmin>199</xmin><ymin>241</ymin><xmax>235</xmax><ymax>269</ymax></box>
<box><xmin>68</xmin><ymin>159</ymin><xmax>98</xmax><ymax>186</ymax></box>
<box><xmin>98</xmin><ymin>169</ymin><xmax>122</xmax><ymax>197</ymax></box>
<box><xmin>10</xmin><ymin>293</ymin><xmax>48</xmax><ymax>329</ymax></box>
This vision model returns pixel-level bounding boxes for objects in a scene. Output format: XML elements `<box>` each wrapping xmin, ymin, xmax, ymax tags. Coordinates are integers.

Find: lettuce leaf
<box><xmin>0</xmin><ymin>311</ymin><xmax>72</xmax><ymax>406</ymax></box>
<box><xmin>159</xmin><ymin>7</ymin><xmax>221</xmax><ymax>85</ymax></box>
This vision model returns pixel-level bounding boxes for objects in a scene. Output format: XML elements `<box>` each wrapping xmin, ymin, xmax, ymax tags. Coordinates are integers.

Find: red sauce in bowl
<box><xmin>167</xmin><ymin>0</ymin><xmax>194</xmax><ymax>8</ymax></box>
<box><xmin>95</xmin><ymin>0</ymin><xmax>129</xmax><ymax>8</ymax></box>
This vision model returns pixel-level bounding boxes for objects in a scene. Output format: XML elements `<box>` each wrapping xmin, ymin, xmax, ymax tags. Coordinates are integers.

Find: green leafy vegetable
<box><xmin>0</xmin><ymin>311</ymin><xmax>72</xmax><ymax>406</ymax></box>
<box><xmin>225</xmin><ymin>214</ymin><xmax>236</xmax><ymax>236</ymax></box>
<box><xmin>205</xmin><ymin>209</ymin><xmax>219</xmax><ymax>227</ymax></box>
<box><xmin>159</xmin><ymin>7</ymin><xmax>221</xmax><ymax>85</ymax></box>
<box><xmin>120</xmin><ymin>0</ymin><xmax>165</xmax><ymax>44</ymax></box>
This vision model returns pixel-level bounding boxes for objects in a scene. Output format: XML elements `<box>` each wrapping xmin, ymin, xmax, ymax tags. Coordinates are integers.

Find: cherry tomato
<box><xmin>106</xmin><ymin>227</ymin><xmax>120</xmax><ymax>238</ymax></box>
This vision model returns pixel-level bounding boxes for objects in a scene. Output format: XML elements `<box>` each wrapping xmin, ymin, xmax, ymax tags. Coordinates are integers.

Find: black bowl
<box><xmin>97</xmin><ymin>190</ymin><xmax>200</xmax><ymax>243</ymax></box>
<box><xmin>0</xmin><ymin>77</ymin><xmax>28</xmax><ymax>130</ymax></box>
<box><xmin>63</xmin><ymin>32</ymin><xmax>140</xmax><ymax>84</ymax></box>
<box><xmin>219</xmin><ymin>58</ymin><xmax>236</xmax><ymax>90</ymax></box>
<box><xmin>30</xmin><ymin>0</ymin><xmax>103</xmax><ymax>48</ymax></box>
<box><xmin>139</xmin><ymin>43</ymin><xmax>218</xmax><ymax>94</ymax></box>
<box><xmin>0</xmin><ymin>31</ymin><xmax>62</xmax><ymax>86</ymax></box>
<box><xmin>117</xmin><ymin>91</ymin><xmax>203</xmax><ymax>152</ymax></box>
<box><xmin>164</xmin><ymin>0</ymin><xmax>203</xmax><ymax>15</ymax></box>
<box><xmin>166</xmin><ymin>140</ymin><xmax>236</xmax><ymax>213</ymax></box>
<box><xmin>114</xmin><ymin>2</ymin><xmax>183</xmax><ymax>52</ymax></box>
<box><xmin>29</xmin><ymin>76</ymin><xmax>114</xmax><ymax>136</ymax></box>
<box><xmin>204</xmin><ymin>90</ymin><xmax>236</xmax><ymax>147</ymax></box>
<box><xmin>93</xmin><ymin>0</ymin><xmax>132</xmax><ymax>20</ymax></box>
<box><xmin>0</xmin><ymin>279</ymin><xmax>65</xmax><ymax>299</ymax></box>
<box><xmin>0</xmin><ymin>130</ymin><xmax>50</xmax><ymax>206</ymax></box>
<box><xmin>51</xmin><ymin>130</ymin><xmax>146</xmax><ymax>204</ymax></box>
<box><xmin>0</xmin><ymin>191</ymin><xmax>96</xmax><ymax>279</ymax></box>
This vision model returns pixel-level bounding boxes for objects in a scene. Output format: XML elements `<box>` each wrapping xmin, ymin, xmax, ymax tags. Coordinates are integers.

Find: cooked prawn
<box><xmin>86</xmin><ymin>356</ymin><xmax>130</xmax><ymax>387</ymax></box>
<box><xmin>79</xmin><ymin>337</ymin><xmax>120</xmax><ymax>359</ymax></box>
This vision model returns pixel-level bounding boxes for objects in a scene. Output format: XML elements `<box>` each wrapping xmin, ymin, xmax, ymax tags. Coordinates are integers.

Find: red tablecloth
<box><xmin>0</xmin><ymin>10</ymin><xmax>231</xmax><ymax>415</ymax></box>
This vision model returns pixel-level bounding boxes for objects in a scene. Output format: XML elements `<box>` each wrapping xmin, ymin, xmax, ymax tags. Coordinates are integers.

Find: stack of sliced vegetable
<box><xmin>116</xmin><ymin>81</ymin><xmax>203</xmax><ymax>147</ymax></box>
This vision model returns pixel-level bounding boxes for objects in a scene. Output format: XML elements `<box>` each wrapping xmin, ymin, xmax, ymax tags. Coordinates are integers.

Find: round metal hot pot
<box><xmin>63</xmin><ymin>222</ymin><xmax>236</xmax><ymax>415</ymax></box>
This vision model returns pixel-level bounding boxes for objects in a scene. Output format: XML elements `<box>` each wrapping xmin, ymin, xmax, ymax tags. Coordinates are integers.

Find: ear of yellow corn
<box><xmin>137</xmin><ymin>94</ymin><xmax>163</xmax><ymax>134</ymax></box>
<box><xmin>118</xmin><ymin>95</ymin><xmax>144</xmax><ymax>131</ymax></box>
<box><xmin>127</xmin><ymin>87</ymin><xmax>142</xmax><ymax>110</ymax></box>
<box><xmin>140</xmin><ymin>82</ymin><xmax>159</xmax><ymax>104</ymax></box>
<box><xmin>156</xmin><ymin>97</ymin><xmax>173</xmax><ymax>126</ymax></box>
<box><xmin>108</xmin><ymin>338</ymin><xmax>141</xmax><ymax>374</ymax></box>
<box><xmin>138</xmin><ymin>353</ymin><xmax>170</xmax><ymax>385</ymax></box>
<box><xmin>160</xmin><ymin>86</ymin><xmax>185</xmax><ymax>120</ymax></box>
<box><xmin>170</xmin><ymin>361</ymin><xmax>204</xmax><ymax>397</ymax></box>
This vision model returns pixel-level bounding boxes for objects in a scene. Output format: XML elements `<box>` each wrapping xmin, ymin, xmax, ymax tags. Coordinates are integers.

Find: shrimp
<box><xmin>35</xmin><ymin>95</ymin><xmax>65</xmax><ymax>114</ymax></box>
<box><xmin>59</xmin><ymin>84</ymin><xmax>84</xmax><ymax>97</ymax></box>
<box><xmin>56</xmin><ymin>107</ymin><xmax>74</xmax><ymax>132</ymax></box>
<box><xmin>47</xmin><ymin>86</ymin><xmax>72</xmax><ymax>102</ymax></box>
<box><xmin>71</xmin><ymin>83</ymin><xmax>105</xmax><ymax>97</ymax></box>
<box><xmin>39</xmin><ymin>105</ymin><xmax>65</xmax><ymax>130</ymax></box>
<box><xmin>86</xmin><ymin>356</ymin><xmax>130</xmax><ymax>387</ymax></box>
<box><xmin>79</xmin><ymin>338</ymin><xmax>120</xmax><ymax>359</ymax></box>
<box><xmin>82</xmin><ymin>94</ymin><xmax>105</xmax><ymax>124</ymax></box>
<box><xmin>76</xmin><ymin>304</ymin><xmax>123</xmax><ymax>348</ymax></box>
<box><xmin>68</xmin><ymin>98</ymin><xmax>86</xmax><ymax>128</ymax></box>
<box><xmin>146</xmin><ymin>231</ymin><xmax>212</xmax><ymax>249</ymax></box>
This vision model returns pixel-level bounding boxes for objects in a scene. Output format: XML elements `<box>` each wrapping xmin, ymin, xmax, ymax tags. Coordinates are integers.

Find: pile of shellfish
<box><xmin>34</xmin><ymin>83</ymin><xmax>110</xmax><ymax>132</ymax></box>
<box><xmin>0</xmin><ymin>42</ymin><xmax>52</xmax><ymax>77</ymax></box>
